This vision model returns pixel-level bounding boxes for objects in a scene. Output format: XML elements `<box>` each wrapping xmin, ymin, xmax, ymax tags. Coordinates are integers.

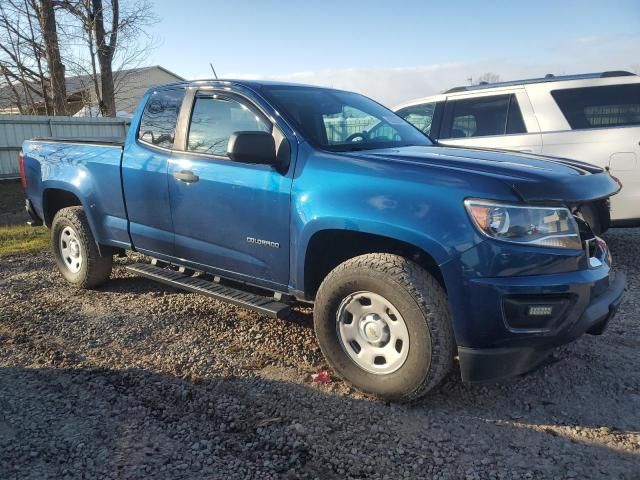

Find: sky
<box><xmin>145</xmin><ymin>0</ymin><xmax>640</xmax><ymax>106</ymax></box>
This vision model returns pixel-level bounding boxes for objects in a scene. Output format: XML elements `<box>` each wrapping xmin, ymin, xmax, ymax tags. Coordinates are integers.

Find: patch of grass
<box><xmin>0</xmin><ymin>224</ymin><xmax>49</xmax><ymax>257</ymax></box>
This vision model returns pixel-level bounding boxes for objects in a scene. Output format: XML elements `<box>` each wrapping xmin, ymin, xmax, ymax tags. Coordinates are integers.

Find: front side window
<box><xmin>138</xmin><ymin>88</ymin><xmax>185</xmax><ymax>149</ymax></box>
<box><xmin>397</xmin><ymin>102</ymin><xmax>436</xmax><ymax>136</ymax></box>
<box><xmin>261</xmin><ymin>86</ymin><xmax>432</xmax><ymax>151</ymax></box>
<box><xmin>551</xmin><ymin>84</ymin><xmax>640</xmax><ymax>129</ymax></box>
<box><xmin>440</xmin><ymin>94</ymin><xmax>526</xmax><ymax>139</ymax></box>
<box><xmin>187</xmin><ymin>94</ymin><xmax>271</xmax><ymax>156</ymax></box>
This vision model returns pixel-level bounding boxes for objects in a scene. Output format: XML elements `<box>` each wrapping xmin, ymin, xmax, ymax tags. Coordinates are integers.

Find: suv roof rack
<box><xmin>444</xmin><ymin>71</ymin><xmax>636</xmax><ymax>93</ymax></box>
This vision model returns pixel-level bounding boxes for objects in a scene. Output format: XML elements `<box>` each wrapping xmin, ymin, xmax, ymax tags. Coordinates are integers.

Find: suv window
<box><xmin>551</xmin><ymin>84</ymin><xmax>640</xmax><ymax>129</ymax></box>
<box><xmin>440</xmin><ymin>94</ymin><xmax>526</xmax><ymax>139</ymax></box>
<box><xmin>138</xmin><ymin>89</ymin><xmax>185</xmax><ymax>149</ymax></box>
<box><xmin>396</xmin><ymin>102</ymin><xmax>436</xmax><ymax>135</ymax></box>
<box><xmin>187</xmin><ymin>94</ymin><xmax>271</xmax><ymax>156</ymax></box>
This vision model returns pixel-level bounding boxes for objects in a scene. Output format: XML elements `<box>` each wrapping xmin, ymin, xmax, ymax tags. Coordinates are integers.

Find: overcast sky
<box><xmin>146</xmin><ymin>0</ymin><xmax>640</xmax><ymax>106</ymax></box>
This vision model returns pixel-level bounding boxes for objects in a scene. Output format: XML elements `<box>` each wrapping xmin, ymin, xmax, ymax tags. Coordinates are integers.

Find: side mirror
<box><xmin>227</xmin><ymin>131</ymin><xmax>278</xmax><ymax>165</ymax></box>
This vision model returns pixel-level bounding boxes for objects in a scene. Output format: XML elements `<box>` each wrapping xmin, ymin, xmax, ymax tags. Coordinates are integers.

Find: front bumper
<box><xmin>457</xmin><ymin>271</ymin><xmax>626</xmax><ymax>383</ymax></box>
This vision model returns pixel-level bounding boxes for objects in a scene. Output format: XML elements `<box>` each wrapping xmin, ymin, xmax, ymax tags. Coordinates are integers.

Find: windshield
<box><xmin>261</xmin><ymin>86</ymin><xmax>432</xmax><ymax>151</ymax></box>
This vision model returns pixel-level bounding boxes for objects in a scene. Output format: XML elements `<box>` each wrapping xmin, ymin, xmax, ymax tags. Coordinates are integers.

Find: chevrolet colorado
<box><xmin>21</xmin><ymin>80</ymin><xmax>626</xmax><ymax>401</ymax></box>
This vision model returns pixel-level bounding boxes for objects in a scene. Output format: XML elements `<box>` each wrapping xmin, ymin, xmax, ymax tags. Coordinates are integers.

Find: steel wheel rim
<box><xmin>336</xmin><ymin>291</ymin><xmax>410</xmax><ymax>375</ymax></box>
<box><xmin>59</xmin><ymin>226</ymin><xmax>82</xmax><ymax>273</ymax></box>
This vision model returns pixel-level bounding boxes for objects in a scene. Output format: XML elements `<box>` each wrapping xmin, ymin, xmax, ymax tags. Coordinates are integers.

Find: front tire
<box><xmin>313</xmin><ymin>253</ymin><xmax>454</xmax><ymax>402</ymax></box>
<box><xmin>51</xmin><ymin>206</ymin><xmax>113</xmax><ymax>288</ymax></box>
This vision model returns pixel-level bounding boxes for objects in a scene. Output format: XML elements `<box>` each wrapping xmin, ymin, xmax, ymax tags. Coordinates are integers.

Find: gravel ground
<box><xmin>0</xmin><ymin>230</ymin><xmax>639</xmax><ymax>479</ymax></box>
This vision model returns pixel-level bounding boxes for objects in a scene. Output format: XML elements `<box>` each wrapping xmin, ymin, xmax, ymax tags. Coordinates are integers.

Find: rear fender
<box><xmin>42</xmin><ymin>179</ymin><xmax>103</xmax><ymax>246</ymax></box>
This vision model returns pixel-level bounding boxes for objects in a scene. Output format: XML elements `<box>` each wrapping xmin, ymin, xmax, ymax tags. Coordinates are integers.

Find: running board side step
<box><xmin>125</xmin><ymin>263</ymin><xmax>291</xmax><ymax>318</ymax></box>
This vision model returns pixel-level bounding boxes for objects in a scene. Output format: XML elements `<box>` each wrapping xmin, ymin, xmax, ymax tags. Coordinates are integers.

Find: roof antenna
<box><xmin>209</xmin><ymin>62</ymin><xmax>218</xmax><ymax>79</ymax></box>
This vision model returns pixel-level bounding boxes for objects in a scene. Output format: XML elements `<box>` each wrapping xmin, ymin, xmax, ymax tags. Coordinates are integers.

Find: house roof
<box><xmin>0</xmin><ymin>65</ymin><xmax>185</xmax><ymax>110</ymax></box>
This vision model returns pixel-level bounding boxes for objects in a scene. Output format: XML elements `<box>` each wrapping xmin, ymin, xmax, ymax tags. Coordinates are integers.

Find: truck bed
<box><xmin>22</xmin><ymin>137</ymin><xmax>129</xmax><ymax>249</ymax></box>
<box><xmin>30</xmin><ymin>136</ymin><xmax>125</xmax><ymax>147</ymax></box>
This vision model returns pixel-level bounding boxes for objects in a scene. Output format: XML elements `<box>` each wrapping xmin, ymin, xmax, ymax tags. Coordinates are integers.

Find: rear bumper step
<box><xmin>126</xmin><ymin>262</ymin><xmax>291</xmax><ymax>318</ymax></box>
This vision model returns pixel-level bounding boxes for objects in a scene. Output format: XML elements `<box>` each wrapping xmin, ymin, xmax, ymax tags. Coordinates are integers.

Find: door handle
<box><xmin>173</xmin><ymin>170</ymin><xmax>199</xmax><ymax>183</ymax></box>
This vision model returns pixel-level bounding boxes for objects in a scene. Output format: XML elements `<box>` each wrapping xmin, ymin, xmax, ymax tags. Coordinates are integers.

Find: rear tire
<box><xmin>313</xmin><ymin>253</ymin><xmax>454</xmax><ymax>402</ymax></box>
<box><xmin>51</xmin><ymin>206</ymin><xmax>113</xmax><ymax>288</ymax></box>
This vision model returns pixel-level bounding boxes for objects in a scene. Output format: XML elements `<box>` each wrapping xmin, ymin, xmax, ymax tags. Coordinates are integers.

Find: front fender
<box><xmin>288</xmin><ymin>145</ymin><xmax>500</xmax><ymax>293</ymax></box>
<box><xmin>292</xmin><ymin>215</ymin><xmax>477</xmax><ymax>295</ymax></box>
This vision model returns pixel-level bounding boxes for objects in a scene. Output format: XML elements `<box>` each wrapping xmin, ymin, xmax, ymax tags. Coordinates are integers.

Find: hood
<box><xmin>345</xmin><ymin>145</ymin><xmax>621</xmax><ymax>204</ymax></box>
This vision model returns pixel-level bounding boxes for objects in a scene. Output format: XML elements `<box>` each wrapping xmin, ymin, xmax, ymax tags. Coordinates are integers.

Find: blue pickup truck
<box><xmin>20</xmin><ymin>80</ymin><xmax>625</xmax><ymax>401</ymax></box>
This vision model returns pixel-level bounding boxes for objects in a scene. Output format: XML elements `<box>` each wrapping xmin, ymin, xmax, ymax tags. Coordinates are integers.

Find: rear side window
<box><xmin>440</xmin><ymin>94</ymin><xmax>526</xmax><ymax>139</ymax></box>
<box><xmin>186</xmin><ymin>94</ymin><xmax>271</xmax><ymax>156</ymax></box>
<box><xmin>551</xmin><ymin>84</ymin><xmax>640</xmax><ymax>129</ymax></box>
<box><xmin>138</xmin><ymin>89</ymin><xmax>185</xmax><ymax>149</ymax></box>
<box><xmin>397</xmin><ymin>102</ymin><xmax>436</xmax><ymax>135</ymax></box>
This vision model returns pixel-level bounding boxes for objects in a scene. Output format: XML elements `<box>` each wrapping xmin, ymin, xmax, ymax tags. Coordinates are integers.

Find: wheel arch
<box><xmin>42</xmin><ymin>187</ymin><xmax>83</xmax><ymax>227</ymax></box>
<box><xmin>42</xmin><ymin>184</ymin><xmax>114</xmax><ymax>255</ymax></box>
<box><xmin>299</xmin><ymin>225</ymin><xmax>450</xmax><ymax>300</ymax></box>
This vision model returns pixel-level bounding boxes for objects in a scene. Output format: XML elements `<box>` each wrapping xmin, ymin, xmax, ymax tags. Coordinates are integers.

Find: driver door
<box><xmin>168</xmin><ymin>90</ymin><xmax>293</xmax><ymax>289</ymax></box>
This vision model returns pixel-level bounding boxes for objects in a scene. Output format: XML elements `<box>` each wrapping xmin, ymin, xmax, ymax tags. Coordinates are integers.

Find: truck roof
<box><xmin>154</xmin><ymin>78</ymin><xmax>325</xmax><ymax>91</ymax></box>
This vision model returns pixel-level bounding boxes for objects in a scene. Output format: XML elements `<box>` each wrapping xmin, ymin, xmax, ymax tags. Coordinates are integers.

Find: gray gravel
<box><xmin>0</xmin><ymin>229</ymin><xmax>639</xmax><ymax>479</ymax></box>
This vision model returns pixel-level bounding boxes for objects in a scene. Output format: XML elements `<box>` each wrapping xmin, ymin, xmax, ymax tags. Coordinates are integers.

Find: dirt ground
<box><xmin>0</xmin><ymin>230</ymin><xmax>638</xmax><ymax>479</ymax></box>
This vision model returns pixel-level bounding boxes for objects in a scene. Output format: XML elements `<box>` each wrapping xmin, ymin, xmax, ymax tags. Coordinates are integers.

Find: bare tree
<box><xmin>89</xmin><ymin>0</ymin><xmax>117</xmax><ymax>116</ymax></box>
<box><xmin>0</xmin><ymin>0</ymin><xmax>156</xmax><ymax>116</ymax></box>
<box><xmin>0</xmin><ymin>0</ymin><xmax>69</xmax><ymax>114</ymax></box>
<box><xmin>476</xmin><ymin>72</ymin><xmax>501</xmax><ymax>85</ymax></box>
<box><xmin>0</xmin><ymin>64</ymin><xmax>27</xmax><ymax>113</ymax></box>
<box><xmin>35</xmin><ymin>0</ymin><xmax>67</xmax><ymax>114</ymax></box>
<box><xmin>56</xmin><ymin>0</ymin><xmax>157</xmax><ymax>116</ymax></box>
<box><xmin>0</xmin><ymin>0</ymin><xmax>49</xmax><ymax>114</ymax></box>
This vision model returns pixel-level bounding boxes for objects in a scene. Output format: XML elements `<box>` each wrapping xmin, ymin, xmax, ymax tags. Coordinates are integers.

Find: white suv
<box><xmin>394</xmin><ymin>71</ymin><xmax>640</xmax><ymax>227</ymax></box>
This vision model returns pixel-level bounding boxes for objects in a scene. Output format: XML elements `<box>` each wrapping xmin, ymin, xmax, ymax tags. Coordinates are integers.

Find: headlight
<box><xmin>464</xmin><ymin>199</ymin><xmax>582</xmax><ymax>249</ymax></box>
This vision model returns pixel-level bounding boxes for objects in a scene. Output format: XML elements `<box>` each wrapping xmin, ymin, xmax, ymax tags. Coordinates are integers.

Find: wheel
<box><xmin>313</xmin><ymin>253</ymin><xmax>455</xmax><ymax>402</ymax></box>
<box><xmin>51</xmin><ymin>206</ymin><xmax>113</xmax><ymax>288</ymax></box>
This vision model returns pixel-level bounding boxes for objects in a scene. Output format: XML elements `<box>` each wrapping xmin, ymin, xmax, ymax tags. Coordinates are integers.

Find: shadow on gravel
<box><xmin>0</xmin><ymin>366</ymin><xmax>638</xmax><ymax>479</ymax></box>
<box><xmin>100</xmin><ymin>275</ymin><xmax>317</xmax><ymax>330</ymax></box>
<box><xmin>97</xmin><ymin>276</ymin><xmax>184</xmax><ymax>295</ymax></box>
